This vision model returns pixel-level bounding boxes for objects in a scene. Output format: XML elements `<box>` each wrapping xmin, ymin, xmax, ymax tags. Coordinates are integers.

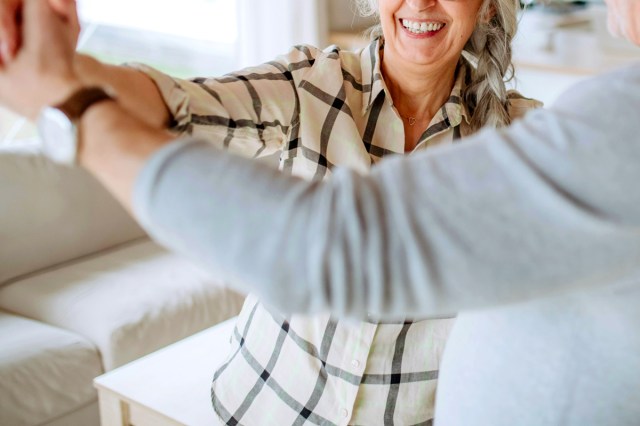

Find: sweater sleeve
<box><xmin>133</xmin><ymin>65</ymin><xmax>640</xmax><ymax>319</ymax></box>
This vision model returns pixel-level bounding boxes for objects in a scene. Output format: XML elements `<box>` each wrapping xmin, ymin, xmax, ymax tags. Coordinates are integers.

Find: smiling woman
<box><xmin>357</xmin><ymin>0</ymin><xmax>521</xmax><ymax>136</ymax></box>
<box><xmin>117</xmin><ymin>0</ymin><xmax>536</xmax><ymax>423</ymax></box>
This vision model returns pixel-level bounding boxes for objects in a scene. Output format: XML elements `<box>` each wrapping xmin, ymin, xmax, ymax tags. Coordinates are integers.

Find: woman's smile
<box><xmin>399</xmin><ymin>18</ymin><xmax>446</xmax><ymax>38</ymax></box>
<box><xmin>379</xmin><ymin>0</ymin><xmax>484</xmax><ymax>67</ymax></box>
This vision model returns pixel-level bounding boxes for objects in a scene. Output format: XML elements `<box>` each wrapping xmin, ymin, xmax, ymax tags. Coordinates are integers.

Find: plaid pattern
<box><xmin>133</xmin><ymin>38</ymin><xmax>540</xmax><ymax>425</ymax></box>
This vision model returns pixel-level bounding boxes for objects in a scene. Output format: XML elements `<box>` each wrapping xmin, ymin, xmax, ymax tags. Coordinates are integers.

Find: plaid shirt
<box><xmin>134</xmin><ymin>38</ymin><xmax>540</xmax><ymax>425</ymax></box>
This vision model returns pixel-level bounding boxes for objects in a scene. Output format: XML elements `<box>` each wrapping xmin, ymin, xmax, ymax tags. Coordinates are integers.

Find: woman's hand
<box><xmin>0</xmin><ymin>0</ymin><xmax>79</xmax><ymax>64</ymax></box>
<box><xmin>0</xmin><ymin>0</ymin><xmax>82</xmax><ymax>119</ymax></box>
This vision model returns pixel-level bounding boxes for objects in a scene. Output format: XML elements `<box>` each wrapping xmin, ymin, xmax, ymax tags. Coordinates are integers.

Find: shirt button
<box><xmin>341</xmin><ymin>408</ymin><xmax>349</xmax><ymax>418</ymax></box>
<box><xmin>351</xmin><ymin>359</ymin><xmax>360</xmax><ymax>368</ymax></box>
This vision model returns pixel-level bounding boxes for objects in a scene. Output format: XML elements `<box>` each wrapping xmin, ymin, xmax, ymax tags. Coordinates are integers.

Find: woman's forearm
<box><xmin>75</xmin><ymin>54</ymin><xmax>171</xmax><ymax>129</ymax></box>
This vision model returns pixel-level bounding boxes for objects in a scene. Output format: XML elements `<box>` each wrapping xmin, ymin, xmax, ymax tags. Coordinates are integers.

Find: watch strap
<box><xmin>55</xmin><ymin>86</ymin><xmax>114</xmax><ymax>121</ymax></box>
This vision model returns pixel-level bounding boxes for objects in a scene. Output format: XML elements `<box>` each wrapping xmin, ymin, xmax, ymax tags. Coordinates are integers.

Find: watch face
<box><xmin>37</xmin><ymin>107</ymin><xmax>78</xmax><ymax>165</ymax></box>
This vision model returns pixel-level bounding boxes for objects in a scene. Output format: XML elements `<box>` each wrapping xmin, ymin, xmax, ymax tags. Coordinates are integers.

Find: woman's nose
<box><xmin>405</xmin><ymin>0</ymin><xmax>437</xmax><ymax>12</ymax></box>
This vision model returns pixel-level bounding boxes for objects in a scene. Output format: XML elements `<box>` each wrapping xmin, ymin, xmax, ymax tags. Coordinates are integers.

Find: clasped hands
<box><xmin>0</xmin><ymin>0</ymin><xmax>82</xmax><ymax>120</ymax></box>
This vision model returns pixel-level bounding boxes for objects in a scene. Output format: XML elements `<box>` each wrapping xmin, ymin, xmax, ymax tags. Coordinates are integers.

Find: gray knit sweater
<box><xmin>134</xmin><ymin>65</ymin><xmax>640</xmax><ymax>425</ymax></box>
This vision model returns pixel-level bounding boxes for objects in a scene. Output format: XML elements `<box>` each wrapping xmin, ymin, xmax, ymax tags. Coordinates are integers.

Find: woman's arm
<box><xmin>74</xmin><ymin>54</ymin><xmax>171</xmax><ymax>129</ymax></box>
<box><xmin>118</xmin><ymin>45</ymin><xmax>315</xmax><ymax>160</ymax></box>
<box><xmin>75</xmin><ymin>43</ymin><xmax>311</xmax><ymax>160</ymax></box>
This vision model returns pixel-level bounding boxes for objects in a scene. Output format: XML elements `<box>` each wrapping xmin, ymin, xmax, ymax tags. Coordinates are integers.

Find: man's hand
<box><xmin>0</xmin><ymin>0</ymin><xmax>21</xmax><ymax>63</ymax></box>
<box><xmin>0</xmin><ymin>0</ymin><xmax>78</xmax><ymax>64</ymax></box>
<box><xmin>0</xmin><ymin>0</ymin><xmax>82</xmax><ymax>119</ymax></box>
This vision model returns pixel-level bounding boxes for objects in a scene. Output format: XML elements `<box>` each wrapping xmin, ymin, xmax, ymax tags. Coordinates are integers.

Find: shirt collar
<box><xmin>360</xmin><ymin>37</ymin><xmax>386</xmax><ymax>114</ymax></box>
<box><xmin>441</xmin><ymin>64</ymin><xmax>470</xmax><ymax>128</ymax></box>
<box><xmin>361</xmin><ymin>38</ymin><xmax>471</xmax><ymax>127</ymax></box>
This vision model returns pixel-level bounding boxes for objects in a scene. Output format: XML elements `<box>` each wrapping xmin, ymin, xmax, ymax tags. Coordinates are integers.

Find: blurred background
<box><xmin>1</xmin><ymin>0</ymin><xmax>639</xmax><ymax>146</ymax></box>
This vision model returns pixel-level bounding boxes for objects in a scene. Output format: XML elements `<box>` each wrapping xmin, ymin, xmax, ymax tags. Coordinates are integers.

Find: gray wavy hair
<box><xmin>355</xmin><ymin>0</ymin><xmax>518</xmax><ymax>133</ymax></box>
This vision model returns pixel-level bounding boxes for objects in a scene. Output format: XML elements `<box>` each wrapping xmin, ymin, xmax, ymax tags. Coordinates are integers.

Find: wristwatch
<box><xmin>37</xmin><ymin>86</ymin><xmax>115</xmax><ymax>165</ymax></box>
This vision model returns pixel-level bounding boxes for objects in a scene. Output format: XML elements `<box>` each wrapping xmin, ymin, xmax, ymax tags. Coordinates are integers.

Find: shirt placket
<box><xmin>329</xmin><ymin>321</ymin><xmax>377</xmax><ymax>425</ymax></box>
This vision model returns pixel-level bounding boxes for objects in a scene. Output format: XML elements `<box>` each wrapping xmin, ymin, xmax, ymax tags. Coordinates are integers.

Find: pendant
<box><xmin>408</xmin><ymin>117</ymin><xmax>416</xmax><ymax>126</ymax></box>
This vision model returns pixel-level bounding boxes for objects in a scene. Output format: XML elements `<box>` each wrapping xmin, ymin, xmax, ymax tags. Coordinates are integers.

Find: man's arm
<box><xmin>61</xmin><ymin>59</ymin><xmax>640</xmax><ymax>320</ymax></box>
<box><xmin>126</xmin><ymin>66</ymin><xmax>640</xmax><ymax>318</ymax></box>
<box><xmin>76</xmin><ymin>101</ymin><xmax>172</xmax><ymax>208</ymax></box>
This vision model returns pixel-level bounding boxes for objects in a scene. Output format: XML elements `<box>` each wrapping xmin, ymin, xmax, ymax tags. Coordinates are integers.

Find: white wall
<box><xmin>327</xmin><ymin>0</ymin><xmax>376</xmax><ymax>32</ymax></box>
<box><xmin>237</xmin><ymin>0</ymin><xmax>328</xmax><ymax>67</ymax></box>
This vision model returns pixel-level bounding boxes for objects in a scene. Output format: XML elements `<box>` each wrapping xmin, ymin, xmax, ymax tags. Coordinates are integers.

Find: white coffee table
<box><xmin>94</xmin><ymin>318</ymin><xmax>236</xmax><ymax>426</ymax></box>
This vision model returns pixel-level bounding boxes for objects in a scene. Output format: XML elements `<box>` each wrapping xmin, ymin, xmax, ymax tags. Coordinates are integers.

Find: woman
<box><xmin>125</xmin><ymin>1</ymin><xmax>640</xmax><ymax>424</ymax></box>
<box><xmin>0</xmin><ymin>0</ymin><xmax>538</xmax><ymax>424</ymax></box>
<box><xmin>141</xmin><ymin>1</ymin><xmax>539</xmax><ymax>423</ymax></box>
<box><xmin>104</xmin><ymin>0</ymin><xmax>539</xmax><ymax>424</ymax></box>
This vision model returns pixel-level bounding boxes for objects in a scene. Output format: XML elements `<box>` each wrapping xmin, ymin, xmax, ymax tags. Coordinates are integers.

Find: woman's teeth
<box><xmin>401</xmin><ymin>19</ymin><xmax>444</xmax><ymax>34</ymax></box>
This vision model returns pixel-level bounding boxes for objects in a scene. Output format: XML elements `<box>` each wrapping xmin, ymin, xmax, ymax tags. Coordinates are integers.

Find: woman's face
<box><xmin>604</xmin><ymin>0</ymin><xmax>640</xmax><ymax>45</ymax></box>
<box><xmin>378</xmin><ymin>0</ymin><xmax>486</xmax><ymax>68</ymax></box>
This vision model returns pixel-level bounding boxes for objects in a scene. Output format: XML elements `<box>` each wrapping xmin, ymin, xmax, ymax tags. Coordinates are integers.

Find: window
<box><xmin>77</xmin><ymin>0</ymin><xmax>238</xmax><ymax>77</ymax></box>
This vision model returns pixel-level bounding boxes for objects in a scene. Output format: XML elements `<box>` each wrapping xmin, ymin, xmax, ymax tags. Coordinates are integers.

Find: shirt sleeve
<box><xmin>132</xmin><ymin>65</ymin><xmax>640</xmax><ymax>319</ymax></box>
<box><xmin>127</xmin><ymin>45</ymin><xmax>318</xmax><ymax>158</ymax></box>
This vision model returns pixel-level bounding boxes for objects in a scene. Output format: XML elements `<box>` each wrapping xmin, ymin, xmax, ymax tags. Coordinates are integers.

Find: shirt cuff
<box><xmin>125</xmin><ymin>62</ymin><xmax>192</xmax><ymax>131</ymax></box>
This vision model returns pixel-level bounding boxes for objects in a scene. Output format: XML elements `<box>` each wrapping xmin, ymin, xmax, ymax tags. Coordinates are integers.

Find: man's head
<box><xmin>605</xmin><ymin>0</ymin><xmax>640</xmax><ymax>44</ymax></box>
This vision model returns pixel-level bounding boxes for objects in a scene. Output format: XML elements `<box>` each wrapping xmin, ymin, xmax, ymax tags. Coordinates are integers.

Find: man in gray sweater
<box><xmin>0</xmin><ymin>0</ymin><xmax>639</xmax><ymax>424</ymax></box>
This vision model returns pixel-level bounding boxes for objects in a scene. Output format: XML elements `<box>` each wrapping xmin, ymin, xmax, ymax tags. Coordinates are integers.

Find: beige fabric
<box><xmin>0</xmin><ymin>310</ymin><xmax>102</xmax><ymax>426</ymax></box>
<box><xmin>0</xmin><ymin>240</ymin><xmax>245</xmax><ymax>370</ymax></box>
<box><xmin>41</xmin><ymin>401</ymin><xmax>99</xmax><ymax>426</ymax></box>
<box><xmin>0</xmin><ymin>145</ymin><xmax>145</xmax><ymax>286</ymax></box>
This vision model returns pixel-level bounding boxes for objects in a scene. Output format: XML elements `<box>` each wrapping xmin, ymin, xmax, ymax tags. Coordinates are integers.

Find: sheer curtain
<box><xmin>236</xmin><ymin>0</ymin><xmax>328</xmax><ymax>68</ymax></box>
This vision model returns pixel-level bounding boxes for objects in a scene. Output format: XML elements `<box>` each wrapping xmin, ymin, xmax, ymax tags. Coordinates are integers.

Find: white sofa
<box><xmin>0</xmin><ymin>145</ymin><xmax>245</xmax><ymax>426</ymax></box>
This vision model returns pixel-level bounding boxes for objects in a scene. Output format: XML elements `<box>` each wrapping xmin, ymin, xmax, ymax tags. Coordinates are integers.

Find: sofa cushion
<box><xmin>0</xmin><ymin>146</ymin><xmax>146</xmax><ymax>286</ymax></box>
<box><xmin>0</xmin><ymin>239</ymin><xmax>245</xmax><ymax>371</ymax></box>
<box><xmin>0</xmin><ymin>310</ymin><xmax>102</xmax><ymax>426</ymax></box>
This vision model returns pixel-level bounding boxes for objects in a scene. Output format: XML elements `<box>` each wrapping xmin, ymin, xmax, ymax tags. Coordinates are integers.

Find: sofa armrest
<box><xmin>0</xmin><ymin>144</ymin><xmax>146</xmax><ymax>285</ymax></box>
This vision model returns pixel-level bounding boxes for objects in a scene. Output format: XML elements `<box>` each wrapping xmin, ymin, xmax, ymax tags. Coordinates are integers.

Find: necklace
<box><xmin>398</xmin><ymin>113</ymin><xmax>418</xmax><ymax>126</ymax></box>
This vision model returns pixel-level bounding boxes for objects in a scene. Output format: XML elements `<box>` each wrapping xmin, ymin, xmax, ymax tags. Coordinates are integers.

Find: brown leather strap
<box><xmin>55</xmin><ymin>87</ymin><xmax>114</xmax><ymax>121</ymax></box>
